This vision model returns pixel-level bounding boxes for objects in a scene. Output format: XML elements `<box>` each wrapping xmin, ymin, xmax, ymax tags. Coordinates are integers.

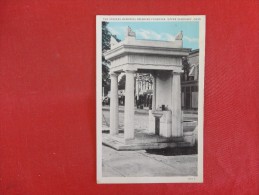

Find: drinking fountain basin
<box><xmin>152</xmin><ymin>110</ymin><xmax>163</xmax><ymax>118</ymax></box>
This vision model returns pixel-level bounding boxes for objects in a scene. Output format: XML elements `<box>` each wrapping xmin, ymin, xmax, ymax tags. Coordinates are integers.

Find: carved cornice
<box><xmin>104</xmin><ymin>44</ymin><xmax>191</xmax><ymax>61</ymax></box>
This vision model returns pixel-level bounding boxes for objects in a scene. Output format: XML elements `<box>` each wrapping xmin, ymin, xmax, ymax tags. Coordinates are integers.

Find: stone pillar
<box><xmin>152</xmin><ymin>73</ymin><xmax>156</xmax><ymax>111</ymax></box>
<box><xmin>171</xmin><ymin>72</ymin><xmax>183</xmax><ymax>137</ymax></box>
<box><xmin>136</xmin><ymin>75</ymin><xmax>139</xmax><ymax>101</ymax></box>
<box><xmin>124</xmin><ymin>70</ymin><xmax>135</xmax><ymax>140</ymax></box>
<box><xmin>110</xmin><ymin>72</ymin><xmax>119</xmax><ymax>135</ymax></box>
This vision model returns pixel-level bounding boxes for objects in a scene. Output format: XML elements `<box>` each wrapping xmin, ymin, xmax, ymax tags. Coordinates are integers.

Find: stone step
<box><xmin>102</xmin><ymin>134</ymin><xmax>194</xmax><ymax>151</ymax></box>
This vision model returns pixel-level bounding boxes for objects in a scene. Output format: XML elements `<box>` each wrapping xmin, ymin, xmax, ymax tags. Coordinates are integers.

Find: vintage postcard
<box><xmin>96</xmin><ymin>15</ymin><xmax>205</xmax><ymax>183</ymax></box>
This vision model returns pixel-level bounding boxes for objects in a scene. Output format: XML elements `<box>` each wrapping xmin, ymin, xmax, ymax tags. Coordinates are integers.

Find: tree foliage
<box><xmin>102</xmin><ymin>22</ymin><xmax>111</xmax><ymax>88</ymax></box>
<box><xmin>102</xmin><ymin>22</ymin><xmax>120</xmax><ymax>95</ymax></box>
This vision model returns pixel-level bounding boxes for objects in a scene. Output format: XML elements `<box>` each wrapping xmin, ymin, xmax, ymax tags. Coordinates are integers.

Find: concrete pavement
<box><xmin>102</xmin><ymin>106</ymin><xmax>198</xmax><ymax>177</ymax></box>
<box><xmin>102</xmin><ymin>145</ymin><xmax>198</xmax><ymax>177</ymax></box>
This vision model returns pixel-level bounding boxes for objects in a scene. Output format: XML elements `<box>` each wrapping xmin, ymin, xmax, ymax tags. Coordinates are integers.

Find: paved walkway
<box><xmin>102</xmin><ymin>145</ymin><xmax>198</xmax><ymax>177</ymax></box>
<box><xmin>102</xmin><ymin>106</ymin><xmax>198</xmax><ymax>177</ymax></box>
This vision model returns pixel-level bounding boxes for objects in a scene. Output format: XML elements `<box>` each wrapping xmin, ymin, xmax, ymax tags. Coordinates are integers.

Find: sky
<box><xmin>107</xmin><ymin>22</ymin><xmax>199</xmax><ymax>50</ymax></box>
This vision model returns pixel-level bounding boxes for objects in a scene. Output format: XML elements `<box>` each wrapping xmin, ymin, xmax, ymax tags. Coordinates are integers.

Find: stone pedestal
<box><xmin>171</xmin><ymin>72</ymin><xmax>183</xmax><ymax>137</ymax></box>
<box><xmin>159</xmin><ymin>111</ymin><xmax>172</xmax><ymax>137</ymax></box>
<box><xmin>148</xmin><ymin>110</ymin><xmax>172</xmax><ymax>138</ymax></box>
<box><xmin>148</xmin><ymin>110</ymin><xmax>155</xmax><ymax>134</ymax></box>
<box><xmin>124</xmin><ymin>70</ymin><xmax>135</xmax><ymax>140</ymax></box>
<box><xmin>110</xmin><ymin>72</ymin><xmax>119</xmax><ymax>135</ymax></box>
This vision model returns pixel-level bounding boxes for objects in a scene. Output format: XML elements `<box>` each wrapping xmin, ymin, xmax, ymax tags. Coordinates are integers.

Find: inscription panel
<box><xmin>128</xmin><ymin>54</ymin><xmax>182</xmax><ymax>66</ymax></box>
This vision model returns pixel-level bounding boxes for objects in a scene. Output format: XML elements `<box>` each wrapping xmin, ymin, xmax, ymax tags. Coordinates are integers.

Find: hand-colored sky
<box><xmin>107</xmin><ymin>22</ymin><xmax>199</xmax><ymax>50</ymax></box>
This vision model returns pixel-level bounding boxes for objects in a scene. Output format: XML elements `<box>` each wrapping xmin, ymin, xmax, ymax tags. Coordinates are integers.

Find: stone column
<box><xmin>110</xmin><ymin>72</ymin><xmax>119</xmax><ymax>135</ymax></box>
<box><xmin>124</xmin><ymin>70</ymin><xmax>135</xmax><ymax>140</ymax></box>
<box><xmin>171</xmin><ymin>72</ymin><xmax>183</xmax><ymax>137</ymax></box>
<box><xmin>152</xmin><ymin>73</ymin><xmax>156</xmax><ymax>111</ymax></box>
<box><xmin>136</xmin><ymin>76</ymin><xmax>139</xmax><ymax>101</ymax></box>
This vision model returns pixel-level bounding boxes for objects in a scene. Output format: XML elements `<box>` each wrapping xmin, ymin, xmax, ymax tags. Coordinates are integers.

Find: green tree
<box><xmin>102</xmin><ymin>22</ymin><xmax>120</xmax><ymax>95</ymax></box>
<box><xmin>102</xmin><ymin>22</ymin><xmax>111</xmax><ymax>90</ymax></box>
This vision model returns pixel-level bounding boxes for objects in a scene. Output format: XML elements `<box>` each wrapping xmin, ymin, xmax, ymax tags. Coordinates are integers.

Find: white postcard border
<box><xmin>96</xmin><ymin>15</ymin><xmax>206</xmax><ymax>184</ymax></box>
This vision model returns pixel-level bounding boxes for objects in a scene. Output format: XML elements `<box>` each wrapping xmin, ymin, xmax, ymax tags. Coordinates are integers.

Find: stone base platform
<box><xmin>102</xmin><ymin>130</ymin><xmax>193</xmax><ymax>151</ymax></box>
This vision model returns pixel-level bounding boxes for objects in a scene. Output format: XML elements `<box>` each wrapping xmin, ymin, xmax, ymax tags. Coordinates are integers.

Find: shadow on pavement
<box><xmin>145</xmin><ymin>145</ymin><xmax>198</xmax><ymax>156</ymax></box>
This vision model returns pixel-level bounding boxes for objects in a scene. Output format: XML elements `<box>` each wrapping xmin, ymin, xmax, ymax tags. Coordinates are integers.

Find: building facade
<box><xmin>135</xmin><ymin>73</ymin><xmax>154</xmax><ymax>109</ymax></box>
<box><xmin>181</xmin><ymin>49</ymin><xmax>199</xmax><ymax>111</ymax></box>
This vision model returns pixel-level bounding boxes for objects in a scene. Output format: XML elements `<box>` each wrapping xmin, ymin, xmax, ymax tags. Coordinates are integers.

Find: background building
<box><xmin>135</xmin><ymin>73</ymin><xmax>154</xmax><ymax>109</ymax></box>
<box><xmin>181</xmin><ymin>49</ymin><xmax>199</xmax><ymax>112</ymax></box>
